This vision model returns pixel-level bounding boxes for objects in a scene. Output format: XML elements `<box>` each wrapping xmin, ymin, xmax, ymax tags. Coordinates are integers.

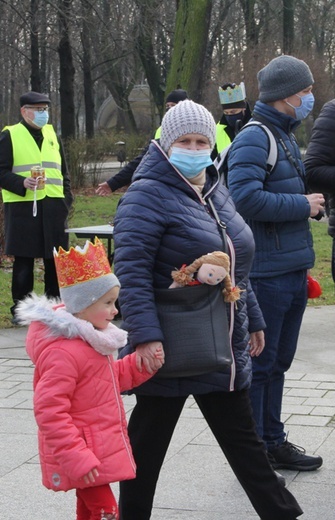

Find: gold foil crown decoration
<box><xmin>54</xmin><ymin>237</ymin><xmax>111</xmax><ymax>289</ymax></box>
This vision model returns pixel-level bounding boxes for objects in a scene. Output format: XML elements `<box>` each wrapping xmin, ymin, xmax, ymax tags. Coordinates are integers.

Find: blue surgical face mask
<box><xmin>169</xmin><ymin>147</ymin><xmax>213</xmax><ymax>178</ymax></box>
<box><xmin>286</xmin><ymin>92</ymin><xmax>314</xmax><ymax>120</ymax></box>
<box><xmin>33</xmin><ymin>110</ymin><xmax>49</xmax><ymax>128</ymax></box>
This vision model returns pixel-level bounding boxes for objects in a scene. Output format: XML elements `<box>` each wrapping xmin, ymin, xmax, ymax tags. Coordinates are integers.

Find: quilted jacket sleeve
<box><xmin>246</xmin><ymin>280</ymin><xmax>266</xmax><ymax>333</ymax></box>
<box><xmin>305</xmin><ymin>100</ymin><xmax>335</xmax><ymax>194</ymax></box>
<box><xmin>228</xmin><ymin>125</ymin><xmax>311</xmax><ymax>222</ymax></box>
<box><xmin>114</xmin><ymin>352</ymin><xmax>157</xmax><ymax>392</ymax></box>
<box><xmin>114</xmin><ymin>183</ymin><xmax>168</xmax><ymax>349</ymax></box>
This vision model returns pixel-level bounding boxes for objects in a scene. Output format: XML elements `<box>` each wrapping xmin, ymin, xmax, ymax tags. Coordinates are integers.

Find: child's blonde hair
<box><xmin>171</xmin><ymin>251</ymin><xmax>241</xmax><ymax>302</ymax></box>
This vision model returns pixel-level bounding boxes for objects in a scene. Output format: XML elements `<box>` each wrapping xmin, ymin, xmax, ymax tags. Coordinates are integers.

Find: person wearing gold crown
<box><xmin>15</xmin><ymin>237</ymin><xmax>164</xmax><ymax>520</ymax></box>
<box><xmin>211</xmin><ymin>82</ymin><xmax>252</xmax><ymax>159</ymax></box>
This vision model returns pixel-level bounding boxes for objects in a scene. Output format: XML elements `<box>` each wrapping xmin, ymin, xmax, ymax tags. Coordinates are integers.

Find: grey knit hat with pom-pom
<box><xmin>160</xmin><ymin>100</ymin><xmax>216</xmax><ymax>152</ymax></box>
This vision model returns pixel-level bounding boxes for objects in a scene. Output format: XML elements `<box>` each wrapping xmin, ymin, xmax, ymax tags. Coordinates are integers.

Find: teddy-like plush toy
<box><xmin>169</xmin><ymin>251</ymin><xmax>241</xmax><ymax>303</ymax></box>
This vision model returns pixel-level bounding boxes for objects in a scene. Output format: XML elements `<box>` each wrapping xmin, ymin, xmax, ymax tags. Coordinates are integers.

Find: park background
<box><xmin>0</xmin><ymin>0</ymin><xmax>334</xmax><ymax>325</ymax></box>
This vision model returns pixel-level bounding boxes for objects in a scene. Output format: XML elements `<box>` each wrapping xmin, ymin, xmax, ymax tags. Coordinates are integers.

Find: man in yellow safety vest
<box><xmin>0</xmin><ymin>91</ymin><xmax>73</xmax><ymax>324</ymax></box>
<box><xmin>212</xmin><ymin>82</ymin><xmax>252</xmax><ymax>159</ymax></box>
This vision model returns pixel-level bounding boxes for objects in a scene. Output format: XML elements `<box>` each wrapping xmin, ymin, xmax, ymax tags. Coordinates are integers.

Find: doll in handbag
<box><xmin>169</xmin><ymin>250</ymin><xmax>241</xmax><ymax>302</ymax></box>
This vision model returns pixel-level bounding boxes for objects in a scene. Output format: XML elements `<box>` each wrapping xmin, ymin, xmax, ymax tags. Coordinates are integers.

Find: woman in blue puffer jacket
<box><xmin>113</xmin><ymin>100</ymin><xmax>303</xmax><ymax>520</ymax></box>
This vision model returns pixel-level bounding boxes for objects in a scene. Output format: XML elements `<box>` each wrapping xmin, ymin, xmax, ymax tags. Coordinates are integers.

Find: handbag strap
<box><xmin>207</xmin><ymin>196</ymin><xmax>235</xmax><ymax>369</ymax></box>
<box><xmin>207</xmin><ymin>197</ymin><xmax>228</xmax><ymax>253</ymax></box>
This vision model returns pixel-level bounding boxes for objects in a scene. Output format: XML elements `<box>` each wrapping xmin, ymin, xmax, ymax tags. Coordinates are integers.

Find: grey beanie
<box><xmin>160</xmin><ymin>99</ymin><xmax>216</xmax><ymax>152</ymax></box>
<box><xmin>258</xmin><ymin>55</ymin><xmax>314</xmax><ymax>103</ymax></box>
<box><xmin>60</xmin><ymin>273</ymin><xmax>120</xmax><ymax>314</ymax></box>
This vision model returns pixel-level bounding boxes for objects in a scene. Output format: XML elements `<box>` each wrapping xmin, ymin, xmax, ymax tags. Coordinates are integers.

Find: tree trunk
<box><xmin>30</xmin><ymin>0</ymin><xmax>41</xmax><ymax>91</ymax></box>
<box><xmin>58</xmin><ymin>0</ymin><xmax>76</xmax><ymax>139</ymax></box>
<box><xmin>134</xmin><ymin>0</ymin><xmax>165</xmax><ymax>117</ymax></box>
<box><xmin>40</xmin><ymin>1</ymin><xmax>48</xmax><ymax>93</ymax></box>
<box><xmin>166</xmin><ymin>0</ymin><xmax>213</xmax><ymax>103</ymax></box>
<box><xmin>239</xmin><ymin>0</ymin><xmax>259</xmax><ymax>47</ymax></box>
<box><xmin>283</xmin><ymin>0</ymin><xmax>294</xmax><ymax>54</ymax></box>
<box><xmin>81</xmin><ymin>0</ymin><xmax>95</xmax><ymax>138</ymax></box>
<box><xmin>100</xmin><ymin>0</ymin><xmax>138</xmax><ymax>133</ymax></box>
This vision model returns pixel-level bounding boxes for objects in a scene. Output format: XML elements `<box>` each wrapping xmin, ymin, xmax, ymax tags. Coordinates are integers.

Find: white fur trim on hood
<box><xmin>16</xmin><ymin>294</ymin><xmax>127</xmax><ymax>355</ymax></box>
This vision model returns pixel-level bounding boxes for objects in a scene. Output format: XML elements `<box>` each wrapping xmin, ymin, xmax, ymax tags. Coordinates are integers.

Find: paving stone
<box><xmin>0</xmin><ymin>306</ymin><xmax>335</xmax><ymax>519</ymax></box>
<box><xmin>317</xmin><ymin>382</ymin><xmax>335</xmax><ymax>390</ymax></box>
<box><xmin>285</xmin><ymin>414</ymin><xmax>330</xmax><ymax>426</ymax></box>
<box><xmin>282</xmin><ymin>404</ymin><xmax>315</xmax><ymax>415</ymax></box>
<box><xmin>284</xmin><ymin>380</ymin><xmax>322</xmax><ymax>389</ymax></box>
<box><xmin>285</xmin><ymin>387</ymin><xmax>328</xmax><ymax>398</ymax></box>
<box><xmin>310</xmin><ymin>406</ymin><xmax>335</xmax><ymax>417</ymax></box>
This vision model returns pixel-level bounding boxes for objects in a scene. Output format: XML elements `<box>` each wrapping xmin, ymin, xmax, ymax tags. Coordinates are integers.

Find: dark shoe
<box><xmin>268</xmin><ymin>441</ymin><xmax>323</xmax><ymax>471</ymax></box>
<box><xmin>274</xmin><ymin>470</ymin><xmax>286</xmax><ymax>486</ymax></box>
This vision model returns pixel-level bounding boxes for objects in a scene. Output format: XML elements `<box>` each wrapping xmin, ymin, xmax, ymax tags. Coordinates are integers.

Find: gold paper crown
<box><xmin>218</xmin><ymin>82</ymin><xmax>246</xmax><ymax>105</ymax></box>
<box><xmin>54</xmin><ymin>237</ymin><xmax>111</xmax><ymax>289</ymax></box>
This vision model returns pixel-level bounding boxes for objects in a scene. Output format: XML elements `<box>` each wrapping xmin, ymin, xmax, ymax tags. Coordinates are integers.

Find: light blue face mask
<box><xmin>33</xmin><ymin>110</ymin><xmax>49</xmax><ymax>128</ymax></box>
<box><xmin>169</xmin><ymin>147</ymin><xmax>213</xmax><ymax>179</ymax></box>
<box><xmin>286</xmin><ymin>92</ymin><xmax>314</xmax><ymax>120</ymax></box>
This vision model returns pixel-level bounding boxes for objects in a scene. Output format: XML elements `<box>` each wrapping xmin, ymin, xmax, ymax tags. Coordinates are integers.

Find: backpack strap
<box><xmin>213</xmin><ymin>143</ymin><xmax>232</xmax><ymax>178</ymax></box>
<box><xmin>213</xmin><ymin>120</ymin><xmax>278</xmax><ymax>187</ymax></box>
<box><xmin>243</xmin><ymin>121</ymin><xmax>278</xmax><ymax>173</ymax></box>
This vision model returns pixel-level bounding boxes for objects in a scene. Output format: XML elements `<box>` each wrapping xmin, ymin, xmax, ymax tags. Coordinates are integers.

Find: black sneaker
<box><xmin>268</xmin><ymin>440</ymin><xmax>323</xmax><ymax>471</ymax></box>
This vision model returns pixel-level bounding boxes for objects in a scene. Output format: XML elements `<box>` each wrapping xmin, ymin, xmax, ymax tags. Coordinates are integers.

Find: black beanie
<box><xmin>166</xmin><ymin>89</ymin><xmax>189</xmax><ymax>104</ymax></box>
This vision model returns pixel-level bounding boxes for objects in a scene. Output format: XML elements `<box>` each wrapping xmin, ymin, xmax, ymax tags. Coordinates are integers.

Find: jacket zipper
<box><xmin>107</xmin><ymin>356</ymin><xmax>136</xmax><ymax>472</ymax></box>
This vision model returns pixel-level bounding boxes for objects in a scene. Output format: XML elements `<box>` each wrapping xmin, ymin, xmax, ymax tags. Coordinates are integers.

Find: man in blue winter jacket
<box><xmin>227</xmin><ymin>55</ymin><xmax>325</xmax><ymax>473</ymax></box>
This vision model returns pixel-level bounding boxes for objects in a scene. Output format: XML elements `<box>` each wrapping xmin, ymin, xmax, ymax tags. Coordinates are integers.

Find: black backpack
<box><xmin>213</xmin><ymin>121</ymin><xmax>278</xmax><ymax>187</ymax></box>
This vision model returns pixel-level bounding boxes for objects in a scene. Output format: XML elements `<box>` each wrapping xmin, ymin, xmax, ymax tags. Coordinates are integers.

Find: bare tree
<box><xmin>166</xmin><ymin>0</ymin><xmax>213</xmax><ymax>103</ymax></box>
<box><xmin>134</xmin><ymin>0</ymin><xmax>166</xmax><ymax>117</ymax></box>
<box><xmin>57</xmin><ymin>0</ymin><xmax>76</xmax><ymax>139</ymax></box>
<box><xmin>283</xmin><ymin>0</ymin><xmax>294</xmax><ymax>54</ymax></box>
<box><xmin>30</xmin><ymin>0</ymin><xmax>41</xmax><ymax>91</ymax></box>
<box><xmin>2</xmin><ymin>0</ymin><xmax>335</xmax><ymax>139</ymax></box>
<box><xmin>80</xmin><ymin>0</ymin><xmax>94</xmax><ymax>138</ymax></box>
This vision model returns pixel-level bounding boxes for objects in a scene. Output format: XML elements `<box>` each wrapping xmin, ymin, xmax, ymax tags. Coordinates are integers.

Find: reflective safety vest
<box><xmin>216</xmin><ymin>122</ymin><xmax>232</xmax><ymax>154</ymax></box>
<box><xmin>154</xmin><ymin>126</ymin><xmax>161</xmax><ymax>139</ymax></box>
<box><xmin>2</xmin><ymin>123</ymin><xmax>64</xmax><ymax>203</ymax></box>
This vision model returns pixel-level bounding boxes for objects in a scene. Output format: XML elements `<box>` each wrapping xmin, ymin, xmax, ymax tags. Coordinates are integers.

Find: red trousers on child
<box><xmin>76</xmin><ymin>484</ymin><xmax>118</xmax><ymax>520</ymax></box>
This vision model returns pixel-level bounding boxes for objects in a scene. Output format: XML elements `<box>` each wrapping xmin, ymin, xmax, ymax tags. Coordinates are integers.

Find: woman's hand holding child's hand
<box><xmin>136</xmin><ymin>342</ymin><xmax>165</xmax><ymax>374</ymax></box>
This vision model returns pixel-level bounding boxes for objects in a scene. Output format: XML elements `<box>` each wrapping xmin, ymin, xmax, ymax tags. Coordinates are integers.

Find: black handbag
<box><xmin>154</xmin><ymin>283</ymin><xmax>232</xmax><ymax>378</ymax></box>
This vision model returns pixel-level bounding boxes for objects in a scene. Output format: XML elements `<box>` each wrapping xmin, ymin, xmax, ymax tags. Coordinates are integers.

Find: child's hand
<box><xmin>135</xmin><ymin>342</ymin><xmax>164</xmax><ymax>373</ymax></box>
<box><xmin>81</xmin><ymin>467</ymin><xmax>99</xmax><ymax>484</ymax></box>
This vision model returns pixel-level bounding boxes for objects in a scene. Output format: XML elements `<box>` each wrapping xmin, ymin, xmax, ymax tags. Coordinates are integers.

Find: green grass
<box><xmin>67</xmin><ymin>189</ymin><xmax>121</xmax><ymax>246</ymax></box>
<box><xmin>0</xmin><ymin>189</ymin><xmax>122</xmax><ymax>328</ymax></box>
<box><xmin>0</xmin><ymin>190</ymin><xmax>334</xmax><ymax>328</ymax></box>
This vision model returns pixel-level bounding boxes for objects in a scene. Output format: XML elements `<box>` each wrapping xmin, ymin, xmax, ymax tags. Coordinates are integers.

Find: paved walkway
<box><xmin>0</xmin><ymin>305</ymin><xmax>334</xmax><ymax>519</ymax></box>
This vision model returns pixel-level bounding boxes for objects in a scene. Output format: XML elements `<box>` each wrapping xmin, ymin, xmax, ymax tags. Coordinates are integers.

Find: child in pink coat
<box><xmin>16</xmin><ymin>238</ymin><xmax>164</xmax><ymax>520</ymax></box>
